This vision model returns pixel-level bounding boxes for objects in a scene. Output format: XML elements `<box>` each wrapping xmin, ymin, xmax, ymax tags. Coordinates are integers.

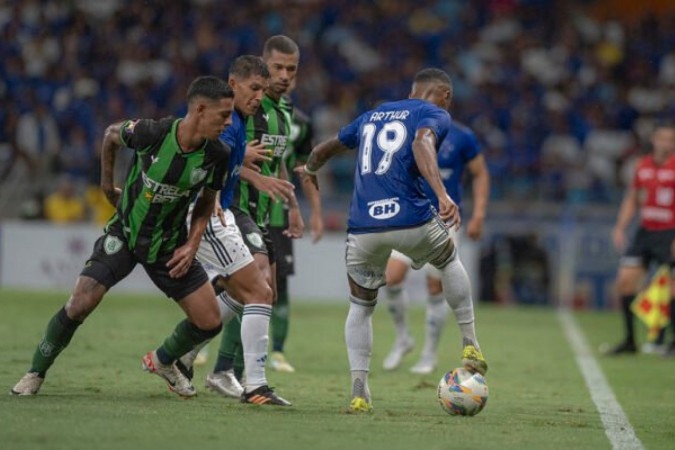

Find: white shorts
<box><xmin>197</xmin><ymin>209</ymin><xmax>255</xmax><ymax>280</ymax></box>
<box><xmin>346</xmin><ymin>218</ymin><xmax>452</xmax><ymax>290</ymax></box>
<box><xmin>390</xmin><ymin>227</ymin><xmax>459</xmax><ymax>279</ymax></box>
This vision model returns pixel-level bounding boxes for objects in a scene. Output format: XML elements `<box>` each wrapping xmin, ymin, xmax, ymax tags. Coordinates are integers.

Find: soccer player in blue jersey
<box><xmin>297</xmin><ymin>68</ymin><xmax>488</xmax><ymax>412</ymax></box>
<box><xmin>382</xmin><ymin>121</ymin><xmax>489</xmax><ymax>374</ymax></box>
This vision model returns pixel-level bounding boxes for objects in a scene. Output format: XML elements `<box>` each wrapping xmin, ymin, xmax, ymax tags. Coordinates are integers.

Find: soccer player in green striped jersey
<box><xmin>11</xmin><ymin>76</ymin><xmax>234</xmax><ymax>397</ymax></box>
<box><xmin>213</xmin><ymin>35</ymin><xmax>305</xmax><ymax>385</ymax></box>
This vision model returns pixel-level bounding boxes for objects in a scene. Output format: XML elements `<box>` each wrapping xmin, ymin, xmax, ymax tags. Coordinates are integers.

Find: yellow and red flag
<box><xmin>631</xmin><ymin>265</ymin><xmax>672</xmax><ymax>342</ymax></box>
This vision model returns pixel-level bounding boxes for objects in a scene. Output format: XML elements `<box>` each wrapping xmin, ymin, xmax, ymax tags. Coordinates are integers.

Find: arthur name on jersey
<box><xmin>369</xmin><ymin>110</ymin><xmax>410</xmax><ymax>122</ymax></box>
<box><xmin>261</xmin><ymin>133</ymin><xmax>288</xmax><ymax>157</ymax></box>
<box><xmin>142</xmin><ymin>172</ymin><xmax>191</xmax><ymax>203</ymax></box>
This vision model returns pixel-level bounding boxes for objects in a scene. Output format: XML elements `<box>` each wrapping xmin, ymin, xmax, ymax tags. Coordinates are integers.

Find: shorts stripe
<box><xmin>204</xmin><ymin>220</ymin><xmax>233</xmax><ymax>266</ymax></box>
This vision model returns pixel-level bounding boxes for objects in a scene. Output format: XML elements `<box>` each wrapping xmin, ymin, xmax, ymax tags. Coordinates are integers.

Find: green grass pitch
<box><xmin>1</xmin><ymin>289</ymin><xmax>674</xmax><ymax>450</ymax></box>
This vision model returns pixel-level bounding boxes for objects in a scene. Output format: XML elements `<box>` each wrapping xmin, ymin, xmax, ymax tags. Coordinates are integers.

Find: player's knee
<box><xmin>65</xmin><ymin>291</ymin><xmax>104</xmax><ymax>321</ymax></box>
<box><xmin>615</xmin><ymin>269</ymin><xmax>640</xmax><ymax>295</ymax></box>
<box><xmin>348</xmin><ymin>276</ymin><xmax>378</xmax><ymax>301</ymax></box>
<box><xmin>194</xmin><ymin>309</ymin><xmax>222</xmax><ymax>332</ymax></box>
<box><xmin>238</xmin><ymin>281</ymin><xmax>273</xmax><ymax>305</ymax></box>
<box><xmin>430</xmin><ymin>240</ymin><xmax>456</xmax><ymax>270</ymax></box>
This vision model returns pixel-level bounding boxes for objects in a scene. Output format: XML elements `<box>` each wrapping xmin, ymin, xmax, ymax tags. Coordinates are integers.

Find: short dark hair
<box><xmin>413</xmin><ymin>68</ymin><xmax>452</xmax><ymax>87</ymax></box>
<box><xmin>263</xmin><ymin>35</ymin><xmax>299</xmax><ymax>57</ymax></box>
<box><xmin>229</xmin><ymin>55</ymin><xmax>270</xmax><ymax>80</ymax></box>
<box><xmin>187</xmin><ymin>76</ymin><xmax>233</xmax><ymax>103</ymax></box>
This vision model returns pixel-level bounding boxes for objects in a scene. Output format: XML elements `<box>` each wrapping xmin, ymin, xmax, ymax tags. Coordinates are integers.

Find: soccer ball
<box><xmin>437</xmin><ymin>367</ymin><xmax>488</xmax><ymax>416</ymax></box>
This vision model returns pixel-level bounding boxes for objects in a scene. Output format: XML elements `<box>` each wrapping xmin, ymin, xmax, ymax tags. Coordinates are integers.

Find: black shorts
<box><xmin>80</xmin><ymin>225</ymin><xmax>208</xmax><ymax>301</ymax></box>
<box><xmin>231</xmin><ymin>208</ymin><xmax>276</xmax><ymax>265</ymax></box>
<box><xmin>269</xmin><ymin>224</ymin><xmax>295</xmax><ymax>277</ymax></box>
<box><xmin>622</xmin><ymin>227</ymin><xmax>675</xmax><ymax>268</ymax></box>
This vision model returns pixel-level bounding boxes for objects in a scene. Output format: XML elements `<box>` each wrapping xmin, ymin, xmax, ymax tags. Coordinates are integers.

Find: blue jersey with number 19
<box><xmin>337</xmin><ymin>98</ymin><xmax>451</xmax><ymax>234</ymax></box>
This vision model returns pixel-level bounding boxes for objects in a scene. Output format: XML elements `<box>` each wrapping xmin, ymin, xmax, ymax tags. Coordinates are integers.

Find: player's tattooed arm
<box><xmin>413</xmin><ymin>127</ymin><xmax>460</xmax><ymax>229</ymax></box>
<box><xmin>100</xmin><ymin>121</ymin><xmax>124</xmax><ymax>206</ymax></box>
<box><xmin>295</xmin><ymin>136</ymin><xmax>350</xmax><ymax>190</ymax></box>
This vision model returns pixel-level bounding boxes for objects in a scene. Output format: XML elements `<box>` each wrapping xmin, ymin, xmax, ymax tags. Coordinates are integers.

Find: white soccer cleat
<box><xmin>270</xmin><ymin>352</ymin><xmax>296</xmax><ymax>373</ymax></box>
<box><xmin>142</xmin><ymin>351</ymin><xmax>196</xmax><ymax>398</ymax></box>
<box><xmin>382</xmin><ymin>336</ymin><xmax>414</xmax><ymax>370</ymax></box>
<box><xmin>205</xmin><ymin>370</ymin><xmax>244</xmax><ymax>398</ymax></box>
<box><xmin>10</xmin><ymin>372</ymin><xmax>44</xmax><ymax>396</ymax></box>
<box><xmin>410</xmin><ymin>354</ymin><xmax>438</xmax><ymax>375</ymax></box>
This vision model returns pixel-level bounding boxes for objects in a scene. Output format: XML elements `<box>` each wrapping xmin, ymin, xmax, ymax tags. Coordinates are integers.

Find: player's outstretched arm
<box><xmin>241</xmin><ymin>167</ymin><xmax>295</xmax><ymax>203</ymax></box>
<box><xmin>466</xmin><ymin>154</ymin><xmax>490</xmax><ymax>240</ymax></box>
<box><xmin>412</xmin><ymin>128</ymin><xmax>460</xmax><ymax>229</ymax></box>
<box><xmin>100</xmin><ymin>121</ymin><xmax>125</xmax><ymax>206</ymax></box>
<box><xmin>295</xmin><ymin>136</ymin><xmax>350</xmax><ymax>191</ymax></box>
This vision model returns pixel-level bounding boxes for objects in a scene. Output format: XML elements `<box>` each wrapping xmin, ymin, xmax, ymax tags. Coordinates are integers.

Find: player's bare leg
<box><xmin>11</xmin><ymin>276</ymin><xmax>106</xmax><ymax>395</ymax></box>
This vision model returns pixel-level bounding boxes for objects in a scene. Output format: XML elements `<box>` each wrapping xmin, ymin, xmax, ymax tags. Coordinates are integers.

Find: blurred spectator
<box><xmin>15</xmin><ymin>102</ymin><xmax>61</xmax><ymax>186</ymax></box>
<box><xmin>84</xmin><ymin>184</ymin><xmax>115</xmax><ymax>226</ymax></box>
<box><xmin>43</xmin><ymin>176</ymin><xmax>85</xmax><ymax>223</ymax></box>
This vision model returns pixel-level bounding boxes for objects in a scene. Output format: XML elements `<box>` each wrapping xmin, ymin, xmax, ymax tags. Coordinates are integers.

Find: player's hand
<box><xmin>612</xmin><ymin>227</ymin><xmax>626</xmax><ymax>252</ymax></box>
<box><xmin>167</xmin><ymin>243</ymin><xmax>197</xmax><ymax>278</ymax></box>
<box><xmin>310</xmin><ymin>211</ymin><xmax>324</xmax><ymax>243</ymax></box>
<box><xmin>284</xmin><ymin>206</ymin><xmax>304</xmax><ymax>239</ymax></box>
<box><xmin>294</xmin><ymin>165</ymin><xmax>319</xmax><ymax>191</ymax></box>
<box><xmin>251</xmin><ymin>175</ymin><xmax>294</xmax><ymax>203</ymax></box>
<box><xmin>466</xmin><ymin>217</ymin><xmax>484</xmax><ymax>240</ymax></box>
<box><xmin>243</xmin><ymin>140</ymin><xmax>271</xmax><ymax>172</ymax></box>
<box><xmin>213</xmin><ymin>201</ymin><xmax>227</xmax><ymax>227</ymax></box>
<box><xmin>438</xmin><ymin>194</ymin><xmax>461</xmax><ymax>231</ymax></box>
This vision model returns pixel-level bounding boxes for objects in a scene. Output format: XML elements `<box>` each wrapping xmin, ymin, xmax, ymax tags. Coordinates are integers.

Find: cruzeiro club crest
<box><xmin>190</xmin><ymin>167</ymin><xmax>208</xmax><ymax>185</ymax></box>
<box><xmin>103</xmin><ymin>235</ymin><xmax>123</xmax><ymax>255</ymax></box>
<box><xmin>246</xmin><ymin>232</ymin><xmax>264</xmax><ymax>248</ymax></box>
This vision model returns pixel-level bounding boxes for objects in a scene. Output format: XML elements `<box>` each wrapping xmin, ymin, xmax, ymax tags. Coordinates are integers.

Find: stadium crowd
<box><xmin>1</xmin><ymin>0</ymin><xmax>675</xmax><ymax>221</ymax></box>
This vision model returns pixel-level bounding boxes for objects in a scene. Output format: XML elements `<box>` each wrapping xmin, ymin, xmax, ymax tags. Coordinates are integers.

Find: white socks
<box><xmin>421</xmin><ymin>293</ymin><xmax>450</xmax><ymax>356</ymax></box>
<box><xmin>439</xmin><ymin>254</ymin><xmax>479</xmax><ymax>348</ymax></box>
<box><xmin>217</xmin><ymin>291</ymin><xmax>244</xmax><ymax>324</ymax></box>
<box><xmin>241</xmin><ymin>304</ymin><xmax>272</xmax><ymax>392</ymax></box>
<box><xmin>345</xmin><ymin>295</ymin><xmax>376</xmax><ymax>399</ymax></box>
<box><xmin>384</xmin><ymin>283</ymin><xmax>410</xmax><ymax>342</ymax></box>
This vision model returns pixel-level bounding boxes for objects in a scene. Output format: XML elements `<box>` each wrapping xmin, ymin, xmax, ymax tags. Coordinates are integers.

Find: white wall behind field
<box><xmin>0</xmin><ymin>221</ymin><xmax>479</xmax><ymax>303</ymax></box>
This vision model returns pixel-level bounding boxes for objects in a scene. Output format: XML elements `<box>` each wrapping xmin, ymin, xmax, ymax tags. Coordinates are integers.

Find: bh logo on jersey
<box><xmin>368</xmin><ymin>197</ymin><xmax>400</xmax><ymax>220</ymax></box>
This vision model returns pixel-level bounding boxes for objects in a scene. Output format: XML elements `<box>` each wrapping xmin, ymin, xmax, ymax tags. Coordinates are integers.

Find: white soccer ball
<box><xmin>437</xmin><ymin>367</ymin><xmax>489</xmax><ymax>416</ymax></box>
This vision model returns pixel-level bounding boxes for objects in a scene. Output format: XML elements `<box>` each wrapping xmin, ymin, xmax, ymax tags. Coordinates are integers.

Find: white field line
<box><xmin>558</xmin><ymin>309</ymin><xmax>644</xmax><ymax>450</ymax></box>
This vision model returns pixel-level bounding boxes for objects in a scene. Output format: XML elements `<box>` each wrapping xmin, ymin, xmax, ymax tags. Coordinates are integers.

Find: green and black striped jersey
<box><xmin>231</xmin><ymin>94</ymin><xmax>292</xmax><ymax>227</ymax></box>
<box><xmin>108</xmin><ymin>117</ymin><xmax>230</xmax><ymax>264</ymax></box>
<box><xmin>269</xmin><ymin>106</ymin><xmax>314</xmax><ymax>228</ymax></box>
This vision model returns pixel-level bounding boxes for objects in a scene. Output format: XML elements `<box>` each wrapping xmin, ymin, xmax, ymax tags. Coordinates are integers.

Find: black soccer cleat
<box><xmin>241</xmin><ymin>385</ymin><xmax>292</xmax><ymax>406</ymax></box>
<box><xmin>605</xmin><ymin>340</ymin><xmax>637</xmax><ymax>356</ymax></box>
